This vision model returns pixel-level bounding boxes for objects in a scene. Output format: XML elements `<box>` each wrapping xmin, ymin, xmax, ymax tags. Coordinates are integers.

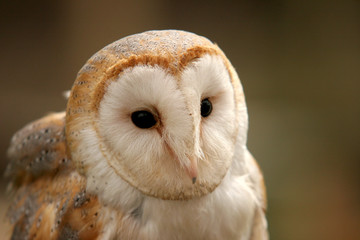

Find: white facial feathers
<box><xmin>180</xmin><ymin>54</ymin><xmax>237</xmax><ymax>162</ymax></box>
<box><xmin>93</xmin><ymin>54</ymin><xmax>242</xmax><ymax>200</ymax></box>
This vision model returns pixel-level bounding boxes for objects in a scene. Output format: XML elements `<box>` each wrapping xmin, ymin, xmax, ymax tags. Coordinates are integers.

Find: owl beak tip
<box><xmin>186</xmin><ymin>156</ymin><xmax>198</xmax><ymax>184</ymax></box>
<box><xmin>192</xmin><ymin>177</ymin><xmax>197</xmax><ymax>184</ymax></box>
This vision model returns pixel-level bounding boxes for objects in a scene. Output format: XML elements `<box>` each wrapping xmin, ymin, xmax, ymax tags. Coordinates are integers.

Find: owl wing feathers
<box><xmin>6</xmin><ymin>112</ymin><xmax>69</xmax><ymax>186</ymax></box>
<box><xmin>249</xmin><ymin>206</ymin><xmax>269</xmax><ymax>240</ymax></box>
<box><xmin>6</xmin><ymin>112</ymin><xmax>102</xmax><ymax>240</ymax></box>
<box><xmin>246</xmin><ymin>151</ymin><xmax>269</xmax><ymax>240</ymax></box>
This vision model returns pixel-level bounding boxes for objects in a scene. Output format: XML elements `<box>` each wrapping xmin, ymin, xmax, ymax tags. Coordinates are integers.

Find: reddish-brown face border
<box><xmin>66</xmin><ymin>40</ymin><xmax>245</xmax><ymax>192</ymax></box>
<box><xmin>91</xmin><ymin>46</ymin><xmax>223</xmax><ymax>114</ymax></box>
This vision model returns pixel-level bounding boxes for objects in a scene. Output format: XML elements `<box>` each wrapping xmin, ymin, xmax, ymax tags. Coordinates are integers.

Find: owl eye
<box><xmin>201</xmin><ymin>98</ymin><xmax>212</xmax><ymax>117</ymax></box>
<box><xmin>131</xmin><ymin>111</ymin><xmax>157</xmax><ymax>129</ymax></box>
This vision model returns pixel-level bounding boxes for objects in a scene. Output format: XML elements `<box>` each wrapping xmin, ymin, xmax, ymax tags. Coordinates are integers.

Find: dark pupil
<box><xmin>131</xmin><ymin>111</ymin><xmax>157</xmax><ymax>129</ymax></box>
<box><xmin>201</xmin><ymin>98</ymin><xmax>212</xmax><ymax>117</ymax></box>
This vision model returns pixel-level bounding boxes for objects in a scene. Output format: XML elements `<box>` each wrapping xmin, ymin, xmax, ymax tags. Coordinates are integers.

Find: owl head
<box><xmin>65</xmin><ymin>30</ymin><xmax>248</xmax><ymax>204</ymax></box>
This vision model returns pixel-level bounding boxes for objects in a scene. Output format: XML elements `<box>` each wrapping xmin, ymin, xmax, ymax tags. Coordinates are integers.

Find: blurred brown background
<box><xmin>1</xmin><ymin>0</ymin><xmax>359</xmax><ymax>239</ymax></box>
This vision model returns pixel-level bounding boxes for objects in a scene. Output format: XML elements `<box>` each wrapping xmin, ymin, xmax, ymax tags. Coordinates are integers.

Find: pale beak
<box><xmin>185</xmin><ymin>156</ymin><xmax>198</xmax><ymax>184</ymax></box>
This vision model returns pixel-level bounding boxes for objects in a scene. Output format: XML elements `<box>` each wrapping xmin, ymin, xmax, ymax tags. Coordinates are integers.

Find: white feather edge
<box><xmin>62</xmin><ymin>90</ymin><xmax>71</xmax><ymax>99</ymax></box>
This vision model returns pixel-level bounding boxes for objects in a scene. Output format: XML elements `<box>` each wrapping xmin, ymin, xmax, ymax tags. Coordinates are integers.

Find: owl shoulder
<box><xmin>5</xmin><ymin>112</ymin><xmax>104</xmax><ymax>239</ymax></box>
<box><xmin>244</xmin><ymin>150</ymin><xmax>269</xmax><ymax>239</ymax></box>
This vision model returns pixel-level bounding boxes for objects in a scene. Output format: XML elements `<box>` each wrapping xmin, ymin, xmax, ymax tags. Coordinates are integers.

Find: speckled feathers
<box><xmin>6</xmin><ymin>113</ymin><xmax>102</xmax><ymax>239</ymax></box>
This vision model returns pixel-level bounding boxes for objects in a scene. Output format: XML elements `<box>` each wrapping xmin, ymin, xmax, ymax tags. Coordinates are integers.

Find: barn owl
<box><xmin>5</xmin><ymin>30</ymin><xmax>268</xmax><ymax>240</ymax></box>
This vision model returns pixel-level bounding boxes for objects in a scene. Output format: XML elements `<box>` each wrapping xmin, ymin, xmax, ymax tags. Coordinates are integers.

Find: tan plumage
<box><xmin>6</xmin><ymin>113</ymin><xmax>102</xmax><ymax>239</ymax></box>
<box><xmin>5</xmin><ymin>30</ymin><xmax>268</xmax><ymax>239</ymax></box>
